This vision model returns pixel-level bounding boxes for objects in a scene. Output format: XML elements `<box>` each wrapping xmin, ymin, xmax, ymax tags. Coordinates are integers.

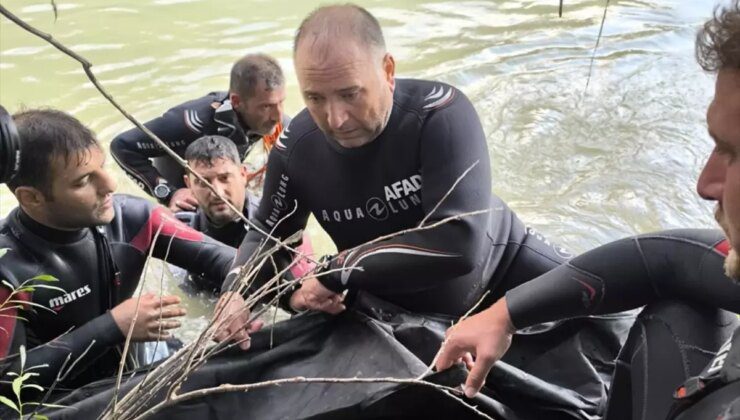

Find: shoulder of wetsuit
<box><xmin>0</xmin><ymin>208</ymin><xmax>51</xmax><ymax>289</ymax></box>
<box><xmin>108</xmin><ymin>194</ymin><xmax>157</xmax><ymax>233</ymax></box>
<box><xmin>272</xmin><ymin>108</ymin><xmax>319</xmax><ymax>157</ymax></box>
<box><xmin>393</xmin><ymin>78</ymin><xmax>464</xmax><ymax>117</ymax></box>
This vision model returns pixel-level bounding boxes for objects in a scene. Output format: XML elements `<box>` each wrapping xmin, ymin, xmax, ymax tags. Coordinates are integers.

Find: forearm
<box><xmin>505</xmin><ymin>229</ymin><xmax>739</xmax><ymax>329</ymax></box>
<box><xmin>0</xmin><ymin>312</ymin><xmax>123</xmax><ymax>392</ymax></box>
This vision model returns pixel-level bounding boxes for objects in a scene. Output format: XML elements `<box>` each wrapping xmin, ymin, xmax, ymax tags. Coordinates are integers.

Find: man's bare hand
<box><xmin>168</xmin><ymin>188</ymin><xmax>199</xmax><ymax>212</ymax></box>
<box><xmin>110</xmin><ymin>293</ymin><xmax>186</xmax><ymax>341</ymax></box>
<box><xmin>434</xmin><ymin>298</ymin><xmax>516</xmax><ymax>398</ymax></box>
<box><xmin>289</xmin><ymin>277</ymin><xmax>345</xmax><ymax>315</ymax></box>
<box><xmin>212</xmin><ymin>291</ymin><xmax>263</xmax><ymax>350</ymax></box>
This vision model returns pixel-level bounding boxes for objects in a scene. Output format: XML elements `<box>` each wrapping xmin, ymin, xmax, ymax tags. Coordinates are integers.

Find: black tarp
<box><xmin>37</xmin><ymin>293</ymin><xmax>634</xmax><ymax>419</ymax></box>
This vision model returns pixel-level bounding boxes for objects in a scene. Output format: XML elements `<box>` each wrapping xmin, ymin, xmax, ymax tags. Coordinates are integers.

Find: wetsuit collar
<box><xmin>17</xmin><ymin>208</ymin><xmax>88</xmax><ymax>244</ymax></box>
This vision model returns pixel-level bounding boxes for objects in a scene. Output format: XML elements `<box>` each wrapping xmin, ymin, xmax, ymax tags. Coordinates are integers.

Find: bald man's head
<box><xmin>294</xmin><ymin>4</ymin><xmax>386</xmax><ymax>59</ymax></box>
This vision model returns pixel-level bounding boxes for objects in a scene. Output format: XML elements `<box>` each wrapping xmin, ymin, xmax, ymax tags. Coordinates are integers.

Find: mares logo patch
<box><xmin>49</xmin><ymin>285</ymin><xmax>92</xmax><ymax>312</ymax></box>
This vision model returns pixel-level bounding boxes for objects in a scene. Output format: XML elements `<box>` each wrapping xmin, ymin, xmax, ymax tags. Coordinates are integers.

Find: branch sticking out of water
<box><xmin>559</xmin><ymin>0</ymin><xmax>563</xmax><ymax>17</ymax></box>
<box><xmin>0</xmin><ymin>2</ymin><xmax>320</xmax><ymax>269</ymax></box>
<box><xmin>50</xmin><ymin>0</ymin><xmax>58</xmax><ymax>21</ymax></box>
<box><xmin>584</xmin><ymin>0</ymin><xmax>611</xmax><ymax>95</ymax></box>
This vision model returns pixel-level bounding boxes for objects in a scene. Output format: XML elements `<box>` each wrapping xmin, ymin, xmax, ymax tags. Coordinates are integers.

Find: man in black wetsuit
<box><xmin>110</xmin><ymin>53</ymin><xmax>289</xmax><ymax>212</ymax></box>
<box><xmin>214</xmin><ymin>4</ymin><xmax>576</xmax><ymax>338</ymax></box>
<box><xmin>175</xmin><ymin>135</ymin><xmax>314</xmax><ymax>292</ymax></box>
<box><xmin>0</xmin><ymin>109</ymin><xmax>236</xmax><ymax>395</ymax></box>
<box><xmin>436</xmin><ymin>2</ymin><xmax>740</xmax><ymax>419</ymax></box>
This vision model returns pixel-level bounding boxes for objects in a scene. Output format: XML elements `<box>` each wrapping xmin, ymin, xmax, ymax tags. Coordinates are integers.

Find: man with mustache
<box><xmin>111</xmin><ymin>53</ymin><xmax>289</xmax><ymax>212</ymax></box>
<box><xmin>176</xmin><ymin>135</ymin><xmax>314</xmax><ymax>292</ymax></box>
<box><xmin>436</xmin><ymin>2</ymin><xmax>740</xmax><ymax>418</ymax></box>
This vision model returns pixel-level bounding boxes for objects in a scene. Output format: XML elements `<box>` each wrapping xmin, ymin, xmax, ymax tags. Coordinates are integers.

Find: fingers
<box><xmin>464</xmin><ymin>353</ymin><xmax>495</xmax><ymax>398</ymax></box>
<box><xmin>462</xmin><ymin>352</ymin><xmax>475</xmax><ymax>371</ymax></box>
<box><xmin>247</xmin><ymin>320</ymin><xmax>264</xmax><ymax>334</ymax></box>
<box><xmin>434</xmin><ymin>343</ymin><xmax>463</xmax><ymax>372</ymax></box>
<box><xmin>159</xmin><ymin>307</ymin><xmax>187</xmax><ymax>318</ymax></box>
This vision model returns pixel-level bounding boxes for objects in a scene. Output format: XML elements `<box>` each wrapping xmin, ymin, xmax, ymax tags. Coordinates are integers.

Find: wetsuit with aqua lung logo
<box><xmin>227</xmin><ymin>78</ymin><xmax>570</xmax><ymax>316</ymax></box>
<box><xmin>504</xmin><ymin>229</ymin><xmax>740</xmax><ymax>419</ymax></box>
<box><xmin>0</xmin><ymin>195</ymin><xmax>235</xmax><ymax>394</ymax></box>
<box><xmin>110</xmin><ymin>92</ymin><xmax>287</xmax><ymax>202</ymax></box>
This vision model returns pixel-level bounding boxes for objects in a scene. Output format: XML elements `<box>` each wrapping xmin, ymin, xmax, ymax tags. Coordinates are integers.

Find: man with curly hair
<box><xmin>436</xmin><ymin>1</ymin><xmax>740</xmax><ymax>419</ymax></box>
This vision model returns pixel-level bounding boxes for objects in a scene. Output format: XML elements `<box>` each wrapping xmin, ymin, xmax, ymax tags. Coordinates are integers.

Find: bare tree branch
<box><xmin>133</xmin><ymin>376</ymin><xmax>494</xmax><ymax>420</ymax></box>
<box><xmin>584</xmin><ymin>0</ymin><xmax>610</xmax><ymax>94</ymax></box>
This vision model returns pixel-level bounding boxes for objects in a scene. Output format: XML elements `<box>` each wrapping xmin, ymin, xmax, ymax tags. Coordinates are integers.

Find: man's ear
<box><xmin>183</xmin><ymin>173</ymin><xmax>191</xmax><ymax>189</ymax></box>
<box><xmin>230</xmin><ymin>92</ymin><xmax>242</xmax><ymax>109</ymax></box>
<box><xmin>382</xmin><ymin>53</ymin><xmax>396</xmax><ymax>92</ymax></box>
<box><xmin>14</xmin><ymin>186</ymin><xmax>47</xmax><ymax>211</ymax></box>
<box><xmin>239</xmin><ymin>164</ymin><xmax>249</xmax><ymax>182</ymax></box>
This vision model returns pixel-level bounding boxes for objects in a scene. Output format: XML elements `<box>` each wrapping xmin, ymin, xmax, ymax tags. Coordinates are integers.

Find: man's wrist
<box><xmin>314</xmin><ymin>256</ymin><xmax>344</xmax><ymax>293</ymax></box>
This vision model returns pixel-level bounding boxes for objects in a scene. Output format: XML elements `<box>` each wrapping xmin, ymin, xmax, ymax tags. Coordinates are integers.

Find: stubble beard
<box><xmin>715</xmin><ymin>205</ymin><xmax>740</xmax><ymax>283</ymax></box>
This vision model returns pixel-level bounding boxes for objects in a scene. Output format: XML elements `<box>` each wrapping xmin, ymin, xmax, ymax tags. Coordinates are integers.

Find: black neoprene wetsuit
<box><xmin>504</xmin><ymin>229</ymin><xmax>740</xmax><ymax>419</ymax></box>
<box><xmin>177</xmin><ymin>192</ymin><xmax>260</xmax><ymax>249</ymax></box>
<box><xmin>228</xmin><ymin>78</ymin><xmax>570</xmax><ymax>316</ymax></box>
<box><xmin>0</xmin><ymin>195</ymin><xmax>235</xmax><ymax>393</ymax></box>
<box><xmin>110</xmin><ymin>92</ymin><xmax>288</xmax><ymax>203</ymax></box>
<box><xmin>176</xmin><ymin>193</ymin><xmax>259</xmax><ymax>292</ymax></box>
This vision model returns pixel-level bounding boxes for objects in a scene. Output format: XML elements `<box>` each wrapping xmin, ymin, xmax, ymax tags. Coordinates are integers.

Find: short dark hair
<box><xmin>184</xmin><ymin>135</ymin><xmax>240</xmax><ymax>167</ymax></box>
<box><xmin>229</xmin><ymin>54</ymin><xmax>284</xmax><ymax>98</ymax></box>
<box><xmin>294</xmin><ymin>4</ymin><xmax>386</xmax><ymax>55</ymax></box>
<box><xmin>696</xmin><ymin>0</ymin><xmax>740</xmax><ymax>72</ymax></box>
<box><xmin>8</xmin><ymin>109</ymin><xmax>99</xmax><ymax>197</ymax></box>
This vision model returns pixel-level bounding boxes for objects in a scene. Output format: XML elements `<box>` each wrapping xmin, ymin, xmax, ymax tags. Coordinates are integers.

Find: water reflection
<box><xmin>0</xmin><ymin>0</ymin><xmax>718</xmax><ymax>337</ymax></box>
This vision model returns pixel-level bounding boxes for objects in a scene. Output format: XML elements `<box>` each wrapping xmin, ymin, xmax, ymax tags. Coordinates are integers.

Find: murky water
<box><xmin>0</xmin><ymin>0</ymin><xmax>718</xmax><ymax>342</ymax></box>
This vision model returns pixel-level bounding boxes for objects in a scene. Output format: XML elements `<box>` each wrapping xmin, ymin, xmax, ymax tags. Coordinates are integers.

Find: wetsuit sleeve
<box><xmin>0</xmin><ymin>285</ymin><xmax>124</xmax><ymax>392</ymax></box>
<box><xmin>224</xmin><ymin>142</ymin><xmax>311</xmax><ymax>295</ymax></box>
<box><xmin>318</xmin><ymin>91</ymin><xmax>493</xmax><ymax>294</ymax></box>
<box><xmin>110</xmin><ymin>101</ymin><xmax>212</xmax><ymax>200</ymax></box>
<box><xmin>505</xmin><ymin>229</ymin><xmax>740</xmax><ymax>329</ymax></box>
<box><xmin>125</xmin><ymin>198</ymin><xmax>235</xmax><ymax>285</ymax></box>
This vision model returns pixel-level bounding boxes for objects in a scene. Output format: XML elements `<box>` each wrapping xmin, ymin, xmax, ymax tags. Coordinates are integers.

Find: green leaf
<box><xmin>30</xmin><ymin>274</ymin><xmax>58</xmax><ymax>282</ymax></box>
<box><xmin>11</xmin><ymin>376</ymin><xmax>22</xmax><ymax>399</ymax></box>
<box><xmin>6</xmin><ymin>372</ymin><xmax>18</xmax><ymax>377</ymax></box>
<box><xmin>33</xmin><ymin>415</ymin><xmax>49</xmax><ymax>420</ymax></box>
<box><xmin>0</xmin><ymin>395</ymin><xmax>18</xmax><ymax>412</ymax></box>
<box><xmin>22</xmin><ymin>384</ymin><xmax>44</xmax><ymax>392</ymax></box>
<box><xmin>0</xmin><ymin>248</ymin><xmax>8</xmax><ymax>259</ymax></box>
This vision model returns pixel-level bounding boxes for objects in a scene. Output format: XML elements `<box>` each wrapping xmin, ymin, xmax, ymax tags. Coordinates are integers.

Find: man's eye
<box><xmin>342</xmin><ymin>91</ymin><xmax>358</xmax><ymax>100</ymax></box>
<box><xmin>716</xmin><ymin>145</ymin><xmax>737</xmax><ymax>161</ymax></box>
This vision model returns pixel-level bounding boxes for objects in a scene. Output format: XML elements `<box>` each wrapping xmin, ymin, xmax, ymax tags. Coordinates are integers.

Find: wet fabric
<box><xmin>37</xmin><ymin>293</ymin><xmax>633</xmax><ymax>420</ymax></box>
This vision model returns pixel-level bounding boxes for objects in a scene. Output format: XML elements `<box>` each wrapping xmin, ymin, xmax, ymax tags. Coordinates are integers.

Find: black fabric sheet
<box><xmin>37</xmin><ymin>293</ymin><xmax>633</xmax><ymax>420</ymax></box>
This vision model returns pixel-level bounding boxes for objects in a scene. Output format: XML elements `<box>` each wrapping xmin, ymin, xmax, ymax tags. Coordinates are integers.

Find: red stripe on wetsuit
<box><xmin>716</xmin><ymin>239</ymin><xmax>731</xmax><ymax>256</ymax></box>
<box><xmin>0</xmin><ymin>289</ymin><xmax>30</xmax><ymax>358</ymax></box>
<box><xmin>130</xmin><ymin>206</ymin><xmax>204</xmax><ymax>254</ymax></box>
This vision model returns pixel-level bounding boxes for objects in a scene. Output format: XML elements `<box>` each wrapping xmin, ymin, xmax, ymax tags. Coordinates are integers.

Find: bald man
<box><xmin>216</xmin><ymin>3</ymin><xmax>579</xmax><ymax>334</ymax></box>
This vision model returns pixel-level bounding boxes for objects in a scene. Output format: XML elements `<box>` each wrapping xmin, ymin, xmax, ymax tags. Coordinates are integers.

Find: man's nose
<box><xmin>697</xmin><ymin>149</ymin><xmax>726</xmax><ymax>201</ymax></box>
<box><xmin>326</xmin><ymin>100</ymin><xmax>348</xmax><ymax>131</ymax></box>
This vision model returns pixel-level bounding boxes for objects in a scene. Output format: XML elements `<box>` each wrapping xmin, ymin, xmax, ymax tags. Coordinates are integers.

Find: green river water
<box><xmin>0</xmin><ymin>0</ymin><xmax>719</xmax><ymax>341</ymax></box>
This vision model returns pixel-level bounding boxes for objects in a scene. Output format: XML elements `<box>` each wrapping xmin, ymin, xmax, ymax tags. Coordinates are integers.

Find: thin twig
<box><xmin>419</xmin><ymin>161</ymin><xmax>479</xmax><ymax>227</ymax></box>
<box><xmin>0</xmin><ymin>4</ymin><xmax>318</xmax><ymax>269</ymax></box>
<box><xmin>584</xmin><ymin>0</ymin><xmax>610</xmax><ymax>94</ymax></box>
<box><xmin>50</xmin><ymin>0</ymin><xmax>58</xmax><ymax>21</ymax></box>
<box><xmin>133</xmin><ymin>376</ymin><xmax>494</xmax><ymax>420</ymax></box>
<box><xmin>112</xmin><ymin>223</ymin><xmax>165</xmax><ymax>414</ymax></box>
